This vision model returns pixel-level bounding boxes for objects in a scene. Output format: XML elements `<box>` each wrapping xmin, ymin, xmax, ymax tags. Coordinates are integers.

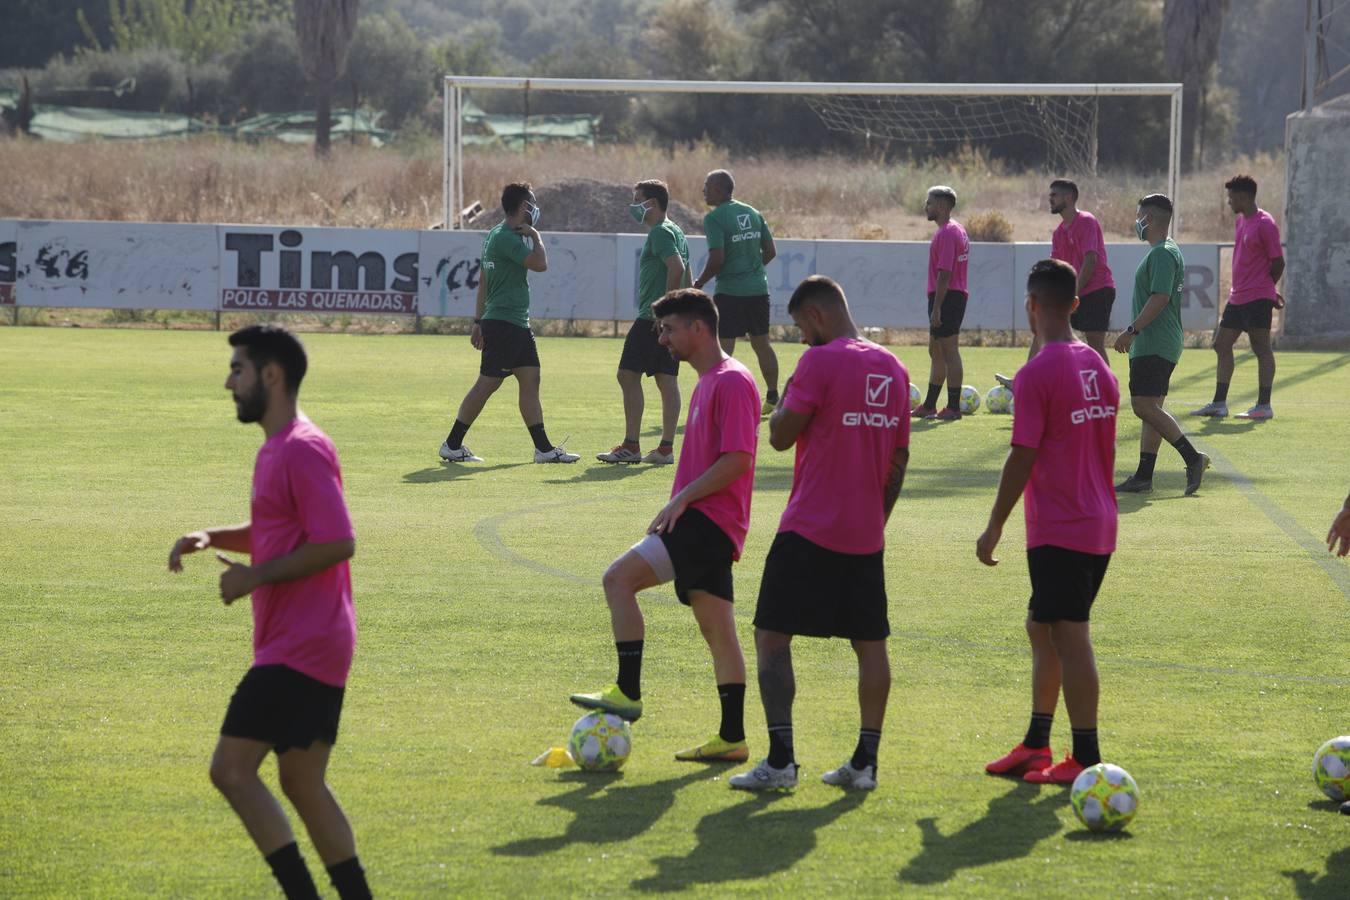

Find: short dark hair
<box><xmin>1224</xmin><ymin>174</ymin><xmax>1258</xmax><ymax>196</ymax></box>
<box><xmin>652</xmin><ymin>288</ymin><xmax>718</xmax><ymax>333</ymax></box>
<box><xmin>787</xmin><ymin>274</ymin><xmax>847</xmax><ymax>314</ymax></box>
<box><xmin>707</xmin><ymin>169</ymin><xmax>735</xmax><ymax>195</ymax></box>
<box><xmin>1049</xmin><ymin>178</ymin><xmax>1079</xmax><ymax>200</ymax></box>
<box><xmin>927</xmin><ymin>185</ymin><xmax>957</xmax><ymax>207</ymax></box>
<box><xmin>501</xmin><ymin>182</ymin><xmax>533</xmax><ymax>215</ymax></box>
<box><xmin>1138</xmin><ymin>193</ymin><xmax>1174</xmax><ymax>216</ymax></box>
<box><xmin>635</xmin><ymin>179</ymin><xmax>670</xmax><ymax>212</ymax></box>
<box><xmin>228</xmin><ymin>324</ymin><xmax>308</xmax><ymax>392</ymax></box>
<box><xmin>1026</xmin><ymin>259</ymin><xmax>1078</xmax><ymax>308</ymax></box>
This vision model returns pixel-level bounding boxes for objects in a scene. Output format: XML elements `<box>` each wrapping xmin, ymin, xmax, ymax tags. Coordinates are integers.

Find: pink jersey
<box><xmin>928</xmin><ymin>220</ymin><xmax>970</xmax><ymax>294</ymax></box>
<box><xmin>674</xmin><ymin>357</ymin><xmax>760</xmax><ymax>560</ymax></box>
<box><xmin>1012</xmin><ymin>342</ymin><xmax>1118</xmax><ymax>555</ymax></box>
<box><xmin>1229</xmin><ymin>209</ymin><xmax>1283</xmax><ymax>305</ymax></box>
<box><xmin>1052</xmin><ymin>211</ymin><xmax>1115</xmax><ymax>295</ymax></box>
<box><xmin>249</xmin><ymin>416</ymin><xmax>357</xmax><ymax>686</ymax></box>
<box><xmin>779</xmin><ymin>338</ymin><xmax>910</xmax><ymax>555</ymax></box>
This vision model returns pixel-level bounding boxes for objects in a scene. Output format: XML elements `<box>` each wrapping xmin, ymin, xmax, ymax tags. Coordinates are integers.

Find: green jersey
<box><xmin>1130</xmin><ymin>238</ymin><xmax>1185</xmax><ymax>364</ymax></box>
<box><xmin>637</xmin><ymin>218</ymin><xmax>690</xmax><ymax>319</ymax></box>
<box><xmin>703</xmin><ymin>199</ymin><xmax>771</xmax><ymax>297</ymax></box>
<box><xmin>480</xmin><ymin>222</ymin><xmax>533</xmax><ymax>328</ymax></box>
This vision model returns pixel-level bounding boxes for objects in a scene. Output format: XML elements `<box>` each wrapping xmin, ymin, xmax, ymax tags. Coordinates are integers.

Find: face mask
<box><xmin>524</xmin><ymin>202</ymin><xmax>540</xmax><ymax>227</ymax></box>
<box><xmin>629</xmin><ymin>201</ymin><xmax>650</xmax><ymax>224</ymax></box>
<box><xmin>1134</xmin><ymin>216</ymin><xmax>1148</xmax><ymax>241</ymax></box>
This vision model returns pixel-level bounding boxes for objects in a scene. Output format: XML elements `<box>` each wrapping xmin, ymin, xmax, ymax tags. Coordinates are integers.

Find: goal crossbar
<box><xmin>442</xmin><ymin>77</ymin><xmax>1183</xmax><ymax>231</ymax></box>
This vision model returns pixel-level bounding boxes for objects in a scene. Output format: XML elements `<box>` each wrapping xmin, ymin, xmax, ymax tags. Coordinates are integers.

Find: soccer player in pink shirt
<box><xmin>1191</xmin><ymin>174</ymin><xmax>1285</xmax><ymax>420</ymax></box>
<box><xmin>916</xmin><ymin>185</ymin><xmax>971</xmax><ymax>421</ymax></box>
<box><xmin>168</xmin><ymin>325</ymin><xmax>371</xmax><ymax>900</ymax></box>
<box><xmin>729</xmin><ymin>275</ymin><xmax>910</xmax><ymax>791</ymax></box>
<box><xmin>978</xmin><ymin>260</ymin><xmax>1120</xmax><ymax>786</ymax></box>
<box><xmin>571</xmin><ymin>289</ymin><xmax>760</xmax><ymax>763</ymax></box>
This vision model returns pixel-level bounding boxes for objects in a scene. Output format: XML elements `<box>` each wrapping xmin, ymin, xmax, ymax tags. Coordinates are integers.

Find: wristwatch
<box><xmin>1125</xmin><ymin>324</ymin><xmax>1137</xmax><ymax>335</ymax></box>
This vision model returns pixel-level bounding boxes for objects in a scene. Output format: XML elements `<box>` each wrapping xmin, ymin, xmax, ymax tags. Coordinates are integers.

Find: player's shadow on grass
<box><xmin>492</xmin><ymin>769</ymin><xmax>709</xmax><ymax>857</ymax></box>
<box><xmin>1285</xmin><ymin>845</ymin><xmax>1350</xmax><ymax>899</ymax></box>
<box><xmin>1116</xmin><ymin>489</ymin><xmax>1199</xmax><ymax>514</ymax></box>
<box><xmin>1196</xmin><ymin>419</ymin><xmax>1263</xmax><ymax>435</ymax></box>
<box><xmin>631</xmin><ymin>790</ymin><xmax>866</xmax><ymax>892</ymax></box>
<box><xmin>897</xmin><ymin>782</ymin><xmax>1068</xmax><ymax>886</ymax></box>
<box><xmin>543</xmin><ymin>463</ymin><xmax>660</xmax><ymax>485</ymax></box>
<box><xmin>403</xmin><ymin>463</ymin><xmax>530</xmax><ymax>483</ymax></box>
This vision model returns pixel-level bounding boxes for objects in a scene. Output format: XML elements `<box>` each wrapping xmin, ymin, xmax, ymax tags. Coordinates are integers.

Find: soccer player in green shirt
<box><xmin>1111</xmin><ymin>194</ymin><xmax>1209</xmax><ymax>495</ymax></box>
<box><xmin>598</xmin><ymin>180</ymin><xmax>689</xmax><ymax>465</ymax></box>
<box><xmin>439</xmin><ymin>182</ymin><xmax>579</xmax><ymax>464</ymax></box>
<box><xmin>693</xmin><ymin>169</ymin><xmax>780</xmax><ymax>414</ymax></box>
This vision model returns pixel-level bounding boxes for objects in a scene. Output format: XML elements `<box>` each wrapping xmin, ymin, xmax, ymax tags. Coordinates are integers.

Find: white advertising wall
<box><xmin>0</xmin><ymin>218</ymin><xmax>1227</xmax><ymax>331</ymax></box>
<box><xmin>14</xmin><ymin>220</ymin><xmax>217</xmax><ymax>310</ymax></box>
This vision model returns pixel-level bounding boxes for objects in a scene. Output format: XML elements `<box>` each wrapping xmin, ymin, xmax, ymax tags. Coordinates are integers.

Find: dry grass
<box><xmin>0</xmin><ymin>136</ymin><xmax>1284</xmax><ymax>242</ymax></box>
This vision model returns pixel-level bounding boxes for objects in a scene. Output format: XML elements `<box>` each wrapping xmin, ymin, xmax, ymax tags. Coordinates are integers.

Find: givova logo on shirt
<box><xmin>1071</xmin><ymin>368</ymin><xmax>1115</xmax><ymax>424</ymax></box>
<box><xmin>843</xmin><ymin>374</ymin><xmax>900</xmax><ymax>427</ymax></box>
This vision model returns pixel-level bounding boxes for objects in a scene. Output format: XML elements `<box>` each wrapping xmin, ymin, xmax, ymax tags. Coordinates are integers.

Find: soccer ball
<box><xmin>959</xmin><ymin>384</ymin><xmax>981</xmax><ymax>414</ymax></box>
<box><xmin>1007</xmin><ymin>393</ymin><xmax>1015</xmax><ymax>416</ymax></box>
<box><xmin>1070</xmin><ymin>763</ymin><xmax>1140</xmax><ymax>832</ymax></box>
<box><xmin>985</xmin><ymin>384</ymin><xmax>1014</xmax><ymax>414</ymax></box>
<box><xmin>909</xmin><ymin>382</ymin><xmax>922</xmax><ymax>410</ymax></box>
<box><xmin>568</xmin><ymin>712</ymin><xmax>632</xmax><ymax>771</ymax></box>
<box><xmin>1313</xmin><ymin>736</ymin><xmax>1350</xmax><ymax>801</ymax></box>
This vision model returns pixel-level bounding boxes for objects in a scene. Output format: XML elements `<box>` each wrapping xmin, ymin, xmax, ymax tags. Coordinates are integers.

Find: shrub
<box><xmin>965</xmin><ymin>209</ymin><xmax>1014</xmax><ymax>242</ymax></box>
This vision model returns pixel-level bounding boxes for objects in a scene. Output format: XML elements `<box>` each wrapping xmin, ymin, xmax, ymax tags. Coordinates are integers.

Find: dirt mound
<box><xmin>470</xmin><ymin>177</ymin><xmax>704</xmax><ymax>235</ymax></box>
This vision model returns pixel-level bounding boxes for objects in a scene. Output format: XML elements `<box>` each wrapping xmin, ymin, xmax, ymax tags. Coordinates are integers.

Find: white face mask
<box><xmin>523</xmin><ymin>201</ymin><xmax>540</xmax><ymax>227</ymax></box>
<box><xmin>1135</xmin><ymin>216</ymin><xmax>1149</xmax><ymax>241</ymax></box>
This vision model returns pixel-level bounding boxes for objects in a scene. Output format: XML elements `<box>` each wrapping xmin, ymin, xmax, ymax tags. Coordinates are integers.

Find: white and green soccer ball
<box><xmin>1071</xmin><ymin>763</ymin><xmax>1139</xmax><ymax>832</ymax></box>
<box><xmin>959</xmin><ymin>384</ymin><xmax>981</xmax><ymax>414</ymax></box>
<box><xmin>568</xmin><ymin>712</ymin><xmax>632</xmax><ymax>772</ymax></box>
<box><xmin>985</xmin><ymin>384</ymin><xmax>1014</xmax><ymax>414</ymax></box>
<box><xmin>1313</xmin><ymin>736</ymin><xmax>1350</xmax><ymax>801</ymax></box>
<box><xmin>909</xmin><ymin>382</ymin><xmax>922</xmax><ymax>410</ymax></box>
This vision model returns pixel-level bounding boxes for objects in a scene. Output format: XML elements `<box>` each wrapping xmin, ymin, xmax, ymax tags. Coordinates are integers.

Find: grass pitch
<box><xmin>1</xmin><ymin>328</ymin><xmax>1348</xmax><ymax>897</ymax></box>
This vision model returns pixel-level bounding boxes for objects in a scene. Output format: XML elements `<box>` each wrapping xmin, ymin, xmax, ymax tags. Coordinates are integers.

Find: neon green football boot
<box><xmin>569</xmin><ymin>684</ymin><xmax>643</xmax><ymax>722</ymax></box>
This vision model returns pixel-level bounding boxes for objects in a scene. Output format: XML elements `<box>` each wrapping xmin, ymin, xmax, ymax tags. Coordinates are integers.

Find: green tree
<box><xmin>294</xmin><ymin>0</ymin><xmax>361</xmax><ymax>155</ymax></box>
<box><xmin>79</xmin><ymin>0</ymin><xmax>291</xmax><ymax>64</ymax></box>
<box><xmin>1164</xmin><ymin>0</ymin><xmax>1231</xmax><ymax>169</ymax></box>
<box><xmin>338</xmin><ymin>13</ymin><xmax>435</xmax><ymax>127</ymax></box>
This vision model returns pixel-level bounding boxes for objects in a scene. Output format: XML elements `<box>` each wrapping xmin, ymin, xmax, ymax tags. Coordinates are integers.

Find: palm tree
<box><xmin>1163</xmin><ymin>0</ymin><xmax>1229</xmax><ymax>170</ymax></box>
<box><xmin>294</xmin><ymin>0</ymin><xmax>360</xmax><ymax>156</ymax></box>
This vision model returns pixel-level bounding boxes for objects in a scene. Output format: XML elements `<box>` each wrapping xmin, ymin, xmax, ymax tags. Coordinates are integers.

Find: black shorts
<box><xmin>754</xmin><ymin>532</ymin><xmax>889</xmax><ymax>641</ymax></box>
<box><xmin>480</xmin><ymin>319</ymin><xmax>540</xmax><ymax>377</ymax></box>
<box><xmin>1219</xmin><ymin>298</ymin><xmax>1275</xmax><ymax>333</ymax></box>
<box><xmin>221</xmin><ymin>664</ymin><xmax>345</xmax><ymax>754</ymax></box>
<box><xmin>1027</xmin><ymin>545</ymin><xmax>1111</xmax><ymax>623</ymax></box>
<box><xmin>927</xmin><ymin>290</ymin><xmax>968</xmax><ymax>338</ymax></box>
<box><xmin>618</xmin><ymin>318</ymin><xmax>678</xmax><ymax>377</ymax></box>
<box><xmin>1071</xmin><ymin>287</ymin><xmax>1116</xmax><ymax>333</ymax></box>
<box><xmin>1128</xmin><ymin>354</ymin><xmax>1176</xmax><ymax>397</ymax></box>
<box><xmin>715</xmin><ymin>293</ymin><xmax>771</xmax><ymax>339</ymax></box>
<box><xmin>659</xmin><ymin>507</ymin><xmax>736</xmax><ymax>605</ymax></box>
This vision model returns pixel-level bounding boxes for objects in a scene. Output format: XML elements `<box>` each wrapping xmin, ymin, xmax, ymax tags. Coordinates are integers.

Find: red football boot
<box><xmin>985</xmin><ymin>743</ymin><xmax>1053</xmax><ymax>777</ymax></box>
<box><xmin>1023</xmin><ymin>754</ymin><xmax>1087</xmax><ymax>785</ymax></box>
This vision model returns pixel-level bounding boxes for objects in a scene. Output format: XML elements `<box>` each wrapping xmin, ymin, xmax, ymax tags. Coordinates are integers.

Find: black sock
<box><xmin>948</xmin><ymin>385</ymin><xmax>961</xmax><ymax>410</ymax></box>
<box><xmin>615</xmin><ymin>640</ymin><xmax>643</xmax><ymax>700</ymax></box>
<box><xmin>767</xmin><ymin>722</ymin><xmax>794</xmax><ymax>768</ymax></box>
<box><xmin>924</xmin><ymin>383</ymin><xmax>942</xmax><ymax>409</ymax></box>
<box><xmin>446</xmin><ymin>419</ymin><xmax>470</xmax><ymax>450</ymax></box>
<box><xmin>1258</xmin><ymin>384</ymin><xmax>1272</xmax><ymax>405</ymax></box>
<box><xmin>851</xmin><ymin>728</ymin><xmax>882</xmax><ymax>772</ymax></box>
<box><xmin>1071</xmin><ymin>727</ymin><xmax>1101</xmax><ymax>766</ymax></box>
<box><xmin>326</xmin><ymin>857</ymin><xmax>372</xmax><ymax>900</ymax></box>
<box><xmin>1213</xmin><ymin>381</ymin><xmax>1230</xmax><ymax>404</ymax></box>
<box><xmin>1171</xmin><ymin>435</ymin><xmax>1200</xmax><ymax>466</ymax></box>
<box><xmin>264</xmin><ymin>842</ymin><xmax>320</xmax><ymax>900</ymax></box>
<box><xmin>717</xmin><ymin>683</ymin><xmax>746</xmax><ymax>743</ymax></box>
<box><xmin>1023</xmin><ymin>712</ymin><xmax>1054</xmax><ymax>750</ymax></box>
<box><xmin>527</xmin><ymin>423</ymin><xmax>553</xmax><ymax>453</ymax></box>
<box><xmin>1135</xmin><ymin>452</ymin><xmax>1157</xmax><ymax>481</ymax></box>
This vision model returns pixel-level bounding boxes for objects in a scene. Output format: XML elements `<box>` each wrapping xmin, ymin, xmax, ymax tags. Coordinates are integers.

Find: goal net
<box><xmin>441</xmin><ymin>77</ymin><xmax>1182</xmax><ymax>231</ymax></box>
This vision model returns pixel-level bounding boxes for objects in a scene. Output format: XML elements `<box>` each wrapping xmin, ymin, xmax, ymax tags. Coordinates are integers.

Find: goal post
<box><xmin>442</xmin><ymin>76</ymin><xmax>1183</xmax><ymax>234</ymax></box>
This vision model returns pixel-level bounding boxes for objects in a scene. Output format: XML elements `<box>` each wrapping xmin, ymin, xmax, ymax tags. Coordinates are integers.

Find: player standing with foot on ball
<box><xmin>598</xmin><ymin>180</ymin><xmax>688</xmax><ymax>465</ymax></box>
<box><xmin>979</xmin><ymin>260</ymin><xmax>1118</xmax><ymax>786</ymax></box>
<box><xmin>572</xmin><ymin>288</ymin><xmax>760</xmax><ymax>763</ymax></box>
<box><xmin>693</xmin><ymin>169</ymin><xmax>780</xmax><ymax>414</ymax></box>
<box><xmin>915</xmin><ymin>186</ymin><xmax>971</xmax><ymax>421</ymax></box>
<box><xmin>1191</xmin><ymin>174</ymin><xmax>1284</xmax><ymax>421</ymax></box>
<box><xmin>729</xmin><ymin>275</ymin><xmax>910</xmax><ymax>792</ymax></box>
<box><xmin>1112</xmin><ymin>194</ymin><xmax>1209</xmax><ymax>496</ymax></box>
<box><xmin>439</xmin><ymin>181</ymin><xmax>579</xmax><ymax>464</ymax></box>
<box><xmin>169</xmin><ymin>325</ymin><xmax>372</xmax><ymax>900</ymax></box>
